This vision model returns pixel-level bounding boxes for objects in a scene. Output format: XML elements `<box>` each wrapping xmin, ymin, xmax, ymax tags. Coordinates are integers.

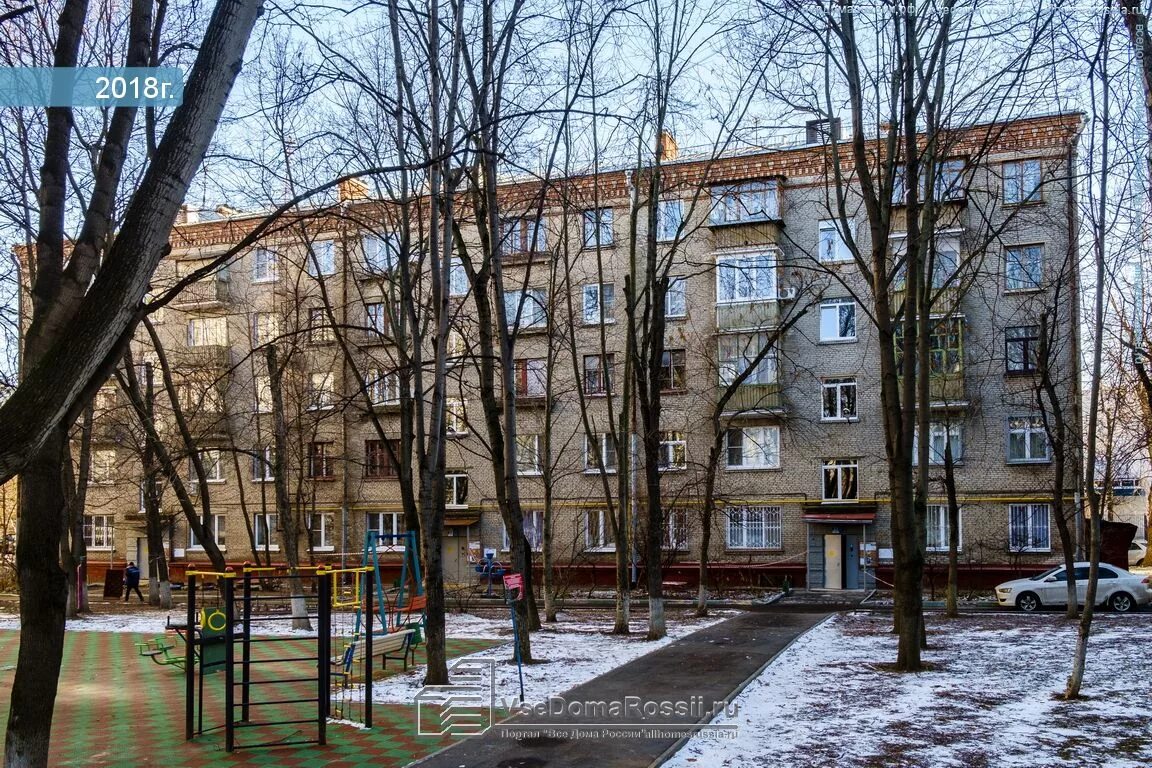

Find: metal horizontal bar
<box><xmin>231</xmin><ymin>718</ymin><xmax>320</xmax><ymax>729</ymax></box>
<box><xmin>237</xmin><ymin>677</ymin><xmax>318</xmax><ymax>685</ymax></box>
<box><xmin>230</xmin><ymin>656</ymin><xmax>320</xmax><ymax>664</ymax></box>
<box><xmin>231</xmin><ymin>697</ymin><xmax>320</xmax><ymax>707</ymax></box>
<box><xmin>232</xmin><ymin>738</ymin><xmax>321</xmax><ymax>750</ymax></box>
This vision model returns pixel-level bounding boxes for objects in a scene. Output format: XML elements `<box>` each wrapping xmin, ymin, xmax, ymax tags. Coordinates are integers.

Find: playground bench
<box><xmin>332</xmin><ymin>627</ymin><xmax>417</xmax><ymax>684</ymax></box>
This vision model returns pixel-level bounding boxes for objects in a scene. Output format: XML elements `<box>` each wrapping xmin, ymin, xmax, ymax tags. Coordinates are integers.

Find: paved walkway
<box><xmin>415</xmin><ymin>609</ymin><xmax>829</xmax><ymax>768</ymax></box>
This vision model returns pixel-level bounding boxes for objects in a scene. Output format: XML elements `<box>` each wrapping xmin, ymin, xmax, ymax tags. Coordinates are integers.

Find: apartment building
<box><xmin>76</xmin><ymin>112</ymin><xmax>1083</xmax><ymax>591</ymax></box>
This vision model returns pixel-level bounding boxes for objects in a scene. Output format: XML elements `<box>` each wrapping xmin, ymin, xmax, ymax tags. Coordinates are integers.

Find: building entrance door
<box><xmin>824</xmin><ymin>534</ymin><xmax>843</xmax><ymax>589</ymax></box>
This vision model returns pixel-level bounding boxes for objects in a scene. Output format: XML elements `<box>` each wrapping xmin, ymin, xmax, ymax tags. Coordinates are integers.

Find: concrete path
<box><xmin>414</xmin><ymin>609</ymin><xmax>829</xmax><ymax>768</ymax></box>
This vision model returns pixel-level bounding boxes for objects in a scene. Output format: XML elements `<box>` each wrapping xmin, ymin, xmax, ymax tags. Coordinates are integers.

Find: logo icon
<box><xmin>414</xmin><ymin>658</ymin><xmax>496</xmax><ymax>736</ymax></box>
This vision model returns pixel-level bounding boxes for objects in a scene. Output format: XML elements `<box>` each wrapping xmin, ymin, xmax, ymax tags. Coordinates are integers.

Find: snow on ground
<box><xmin>666</xmin><ymin>612</ymin><xmax>1152</xmax><ymax>768</ymax></box>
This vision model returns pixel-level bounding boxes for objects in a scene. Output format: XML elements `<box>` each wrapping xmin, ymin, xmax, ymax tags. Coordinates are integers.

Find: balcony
<box><xmin>170</xmin><ymin>277</ymin><xmax>230</xmax><ymax>309</ymax></box>
<box><xmin>709</xmin><ymin>220</ymin><xmax>783</xmax><ymax>250</ymax></box>
<box><xmin>719</xmin><ymin>383</ymin><xmax>784</xmax><ymax>416</ymax></box>
<box><xmin>716</xmin><ymin>301</ymin><xmax>779</xmax><ymax>332</ymax></box>
<box><xmin>926</xmin><ymin>373</ymin><xmax>966</xmax><ymax>405</ymax></box>
<box><xmin>172</xmin><ymin>344</ymin><xmax>232</xmax><ymax>371</ymax></box>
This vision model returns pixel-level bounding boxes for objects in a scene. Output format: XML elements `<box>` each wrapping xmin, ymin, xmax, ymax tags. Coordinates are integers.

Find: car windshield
<box><xmin>1030</xmin><ymin>567</ymin><xmax>1064</xmax><ymax>581</ymax></box>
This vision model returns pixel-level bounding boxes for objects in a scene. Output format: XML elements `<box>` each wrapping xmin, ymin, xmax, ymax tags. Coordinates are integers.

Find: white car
<box><xmin>1130</xmin><ymin>540</ymin><xmax>1147</xmax><ymax>568</ymax></box>
<box><xmin>995</xmin><ymin>562</ymin><xmax>1152</xmax><ymax>613</ymax></box>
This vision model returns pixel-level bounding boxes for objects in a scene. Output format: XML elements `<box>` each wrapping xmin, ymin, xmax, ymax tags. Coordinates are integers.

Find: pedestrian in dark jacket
<box><xmin>124</xmin><ymin>562</ymin><xmax>144</xmax><ymax>603</ymax></box>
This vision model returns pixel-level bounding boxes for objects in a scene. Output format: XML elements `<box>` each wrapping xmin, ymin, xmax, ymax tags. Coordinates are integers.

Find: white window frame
<box><xmin>1003</xmin><ymin>159</ymin><xmax>1042</xmax><ymax>205</ymax></box>
<box><xmin>502</xmin><ymin>509</ymin><xmax>544</xmax><ymax>552</ymax></box>
<box><xmin>821</xmin><ymin>378</ymin><xmax>857</xmax><ymax>421</ymax></box>
<box><xmin>251</xmin><ymin>447</ymin><xmax>275</xmax><ymax>482</ymax></box>
<box><xmin>189</xmin><ymin>514</ymin><xmax>226</xmax><ymax>551</ymax></box>
<box><xmin>366</xmin><ymin>369</ymin><xmax>400</xmax><ymax>405</ymax></box>
<box><xmin>191</xmin><ymin>449</ymin><xmax>224</xmax><ymax>483</ymax></box>
<box><xmin>187</xmin><ymin>316</ymin><xmax>228</xmax><ymax>347</ymax></box>
<box><xmin>716</xmin><ymin>250</ymin><xmax>778</xmax><ymax>304</ymax></box>
<box><xmin>584</xmin><ymin>433</ymin><xmax>618</xmax><ymax>474</ymax></box>
<box><xmin>1007</xmin><ymin>416</ymin><xmax>1050</xmax><ymax>463</ymax></box>
<box><xmin>819</xmin><ymin>299</ymin><xmax>857</xmax><ymax>342</ymax></box>
<box><xmin>658</xmin><ymin>431</ymin><xmax>687</xmax><ymax>471</ymax></box>
<box><xmin>516</xmin><ymin>434</ymin><xmax>542</xmax><ymax>476</ymax></box>
<box><xmin>822</xmin><ymin>458</ymin><xmax>859</xmax><ymax>502</ymax></box>
<box><xmin>365</xmin><ymin>302</ymin><xmax>387</xmax><ymax>335</ymax></box>
<box><xmin>926</xmin><ymin>504</ymin><xmax>961</xmax><ymax>552</ymax></box>
<box><xmin>1009</xmin><ymin>503</ymin><xmax>1051</xmax><ymax>552</ymax></box>
<box><xmin>307</xmin><ymin>240</ymin><xmax>337</xmax><ymax>277</ymax></box>
<box><xmin>665</xmin><ymin>508</ymin><xmax>690</xmax><ymax>551</ymax></box>
<box><xmin>818</xmin><ymin>219</ymin><xmax>854</xmax><ymax>263</ymax></box>
<box><xmin>726</xmin><ymin>506</ymin><xmax>782</xmax><ymax>550</ymax></box>
<box><xmin>308</xmin><ymin>307</ymin><xmax>333</xmax><ymax>344</ymax></box>
<box><xmin>585</xmin><ymin>509</ymin><xmax>615</xmax><ymax>551</ymax></box>
<box><xmin>505</xmin><ymin>288</ymin><xmax>548</xmax><ymax>330</ymax></box>
<box><xmin>724</xmin><ymin>426</ymin><xmax>781</xmax><ymax>470</ymax></box>
<box><xmin>91</xmin><ymin>449</ymin><xmax>117</xmax><ymax>485</ymax></box>
<box><xmin>253</xmin><ymin>513</ymin><xmax>280</xmax><ymax>551</ymax></box>
<box><xmin>582</xmin><ymin>208</ymin><xmax>614</xmax><ymax>248</ymax></box>
<box><xmin>252</xmin><ymin>248</ymin><xmax>279</xmax><ymax>283</ymax></box>
<box><xmin>363</xmin><ymin>234</ymin><xmax>399</xmax><ymax>273</ymax></box>
<box><xmin>710</xmin><ymin>180</ymin><xmax>779</xmax><ymax>224</ymax></box>
<box><xmin>253</xmin><ymin>375</ymin><xmax>272</xmax><ymax>413</ymax></box>
<box><xmin>501</xmin><ymin>216</ymin><xmax>547</xmax><ymax>254</ymax></box>
<box><xmin>367</xmin><ymin>512</ymin><xmax>405</xmax><ymax>550</ymax></box>
<box><xmin>915</xmin><ymin>423</ymin><xmax>963</xmax><ymax>466</ymax></box>
<box><xmin>446</xmin><ymin>399</ymin><xmax>467</xmax><ymax>436</ymax></box>
<box><xmin>307</xmin><ymin>513</ymin><xmax>335</xmax><ymax>552</ymax></box>
<box><xmin>656</xmin><ymin>199</ymin><xmax>684</xmax><ymax>242</ymax></box>
<box><xmin>449</xmin><ymin>259</ymin><xmax>469</xmax><ymax>297</ymax></box>
<box><xmin>666</xmin><ymin>276</ymin><xmax>687</xmax><ymax>318</ymax></box>
<box><xmin>582</xmin><ymin>354</ymin><xmax>614</xmax><ymax>395</ymax></box>
<box><xmin>308</xmin><ymin>372</ymin><xmax>336</xmax><ymax>410</ymax></box>
<box><xmin>1005</xmin><ymin>244</ymin><xmax>1043</xmax><ymax>291</ymax></box>
<box><xmin>581</xmin><ymin>283</ymin><xmax>615</xmax><ymax>325</ymax></box>
<box><xmin>84</xmin><ymin>514</ymin><xmax>115</xmax><ymax>550</ymax></box>
<box><xmin>445</xmin><ymin>473</ymin><xmax>469</xmax><ymax>508</ymax></box>
<box><xmin>251</xmin><ymin>312</ymin><xmax>280</xmax><ymax>346</ymax></box>
<box><xmin>717</xmin><ymin>333</ymin><xmax>777</xmax><ymax>386</ymax></box>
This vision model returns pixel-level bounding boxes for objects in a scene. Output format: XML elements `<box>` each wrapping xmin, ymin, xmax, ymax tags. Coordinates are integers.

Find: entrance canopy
<box><xmin>802</xmin><ymin>503</ymin><xmax>876</xmax><ymax>525</ymax></box>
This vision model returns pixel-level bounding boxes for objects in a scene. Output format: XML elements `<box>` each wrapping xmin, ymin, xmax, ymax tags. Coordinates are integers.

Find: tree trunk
<box><xmin>943</xmin><ymin>440</ymin><xmax>959</xmax><ymax>618</ymax></box>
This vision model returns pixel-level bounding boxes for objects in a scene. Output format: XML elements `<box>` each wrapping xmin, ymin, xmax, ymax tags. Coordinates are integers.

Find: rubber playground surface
<box><xmin>0</xmin><ymin>628</ymin><xmax>502</xmax><ymax>767</ymax></box>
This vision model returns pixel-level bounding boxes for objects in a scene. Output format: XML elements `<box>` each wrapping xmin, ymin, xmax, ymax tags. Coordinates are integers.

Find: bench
<box><xmin>135</xmin><ymin>636</ymin><xmax>185</xmax><ymax>670</ymax></box>
<box><xmin>332</xmin><ymin>628</ymin><xmax>416</xmax><ymax>686</ymax></box>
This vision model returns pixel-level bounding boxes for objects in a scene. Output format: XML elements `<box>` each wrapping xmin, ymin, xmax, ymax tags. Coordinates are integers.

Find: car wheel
<box><xmin>1110</xmin><ymin>592</ymin><xmax>1135</xmax><ymax>613</ymax></box>
<box><xmin>1016</xmin><ymin>592</ymin><xmax>1042</xmax><ymax>612</ymax></box>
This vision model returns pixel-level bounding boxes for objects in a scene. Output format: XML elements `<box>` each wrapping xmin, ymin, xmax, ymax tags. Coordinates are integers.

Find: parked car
<box><xmin>995</xmin><ymin>562</ymin><xmax>1152</xmax><ymax>613</ymax></box>
<box><xmin>1130</xmin><ymin>540</ymin><xmax>1148</xmax><ymax>568</ymax></box>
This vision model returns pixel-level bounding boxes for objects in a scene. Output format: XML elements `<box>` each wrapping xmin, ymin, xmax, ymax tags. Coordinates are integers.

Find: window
<box><xmin>933</xmin><ymin>159</ymin><xmax>965</xmax><ymax>201</ymax></box>
<box><xmin>726</xmin><ymin>506</ymin><xmax>782</xmax><ymax>549</ymax></box>
<box><xmin>915</xmin><ymin>423</ymin><xmax>963</xmax><ymax>465</ymax></box>
<box><xmin>176</xmin><ymin>381</ymin><xmax>223</xmax><ymax>413</ymax></box>
<box><xmin>501</xmin><ymin>217</ymin><xmax>546</xmax><ymax>254</ymax></box>
<box><xmin>502</xmin><ymin>509</ymin><xmax>543</xmax><ymax>551</ymax></box>
<box><xmin>367</xmin><ymin>512</ymin><xmax>404</xmax><ymax>548</ymax></box>
<box><xmin>365</xmin><ymin>302</ymin><xmax>387</xmax><ymax>335</ymax></box>
<box><xmin>307</xmin><ymin>513</ymin><xmax>335</xmax><ymax>551</ymax></box>
<box><xmin>365</xmin><ymin>439</ymin><xmax>400</xmax><ymax>479</ymax></box>
<box><xmin>505</xmin><ymin>288</ymin><xmax>547</xmax><ymax>330</ymax></box>
<box><xmin>583</xmin><ymin>208</ymin><xmax>614</xmax><ymax>247</ymax></box>
<box><xmin>516</xmin><ymin>434</ymin><xmax>542</xmax><ymax>475</ymax></box>
<box><xmin>931</xmin><ymin>236</ymin><xmax>960</xmax><ymax>289</ymax></box>
<box><xmin>446</xmin><ymin>399</ymin><xmax>467</xmax><ymax>436</ymax></box>
<box><xmin>449</xmin><ymin>259</ymin><xmax>469</xmax><ymax>297</ymax></box>
<box><xmin>819</xmin><ymin>300</ymin><xmax>857</xmax><ymax>342</ymax></box>
<box><xmin>513</xmin><ymin>358</ymin><xmax>547</xmax><ymax>398</ymax></box>
<box><xmin>660</xmin><ymin>349</ymin><xmax>687</xmax><ymax>391</ymax></box>
<box><xmin>822</xmin><ymin>459</ymin><xmax>858</xmax><ymax>501</ymax></box>
<box><xmin>365</xmin><ymin>369</ymin><xmax>400</xmax><ymax>405</ymax></box>
<box><xmin>307</xmin><ymin>442</ymin><xmax>334</xmax><ymax>478</ymax></box>
<box><xmin>445</xmin><ymin>473</ymin><xmax>469</xmax><ymax>507</ymax></box>
<box><xmin>822</xmin><ymin>378</ymin><xmax>857</xmax><ymax>420</ymax></box>
<box><xmin>308</xmin><ymin>308</ymin><xmax>333</xmax><ymax>344</ymax></box>
<box><xmin>189</xmin><ymin>514</ymin><xmax>225</xmax><ymax>549</ymax></box>
<box><xmin>1009</xmin><ymin>503</ymin><xmax>1050</xmax><ymax>551</ymax></box>
<box><xmin>251</xmin><ymin>313</ymin><xmax>280</xmax><ymax>346</ymax></box>
<box><xmin>250</xmin><ymin>447</ymin><xmax>275</xmax><ymax>481</ymax></box>
<box><xmin>583</xmin><ymin>354</ymin><xmax>615</xmax><ymax>395</ymax></box>
<box><xmin>717</xmin><ymin>334</ymin><xmax>777</xmax><ymax>386</ymax></box>
<box><xmin>84</xmin><ymin>514</ymin><xmax>114</xmax><ymax>549</ymax></box>
<box><xmin>363</xmin><ymin>234</ymin><xmax>399</xmax><ymax>273</ymax></box>
<box><xmin>656</xmin><ymin>199</ymin><xmax>684</xmax><ymax>242</ymax></box>
<box><xmin>585</xmin><ymin>509</ymin><xmax>614</xmax><ymax>550</ymax></box>
<box><xmin>926</xmin><ymin>504</ymin><xmax>960</xmax><ymax>552</ymax></box>
<box><xmin>1006</xmin><ymin>326</ymin><xmax>1040</xmax><ymax>374</ymax></box>
<box><xmin>307</xmin><ymin>240</ymin><xmax>337</xmax><ymax>276</ymax></box>
<box><xmin>711</xmin><ymin>180</ymin><xmax>779</xmax><ymax>224</ymax></box>
<box><xmin>716</xmin><ymin>251</ymin><xmax>777</xmax><ymax>303</ymax></box>
<box><xmin>658</xmin><ymin>431</ymin><xmax>687</xmax><ymax>470</ymax></box>
<box><xmin>447</xmin><ymin>329</ymin><xmax>466</xmax><ymax>364</ymax></box>
<box><xmin>818</xmin><ymin>219</ymin><xmax>854</xmax><ymax>263</ymax></box>
<box><xmin>252</xmin><ymin>248</ymin><xmax>278</xmax><ymax>283</ymax></box>
<box><xmin>91</xmin><ymin>449</ymin><xmax>116</xmax><ymax>484</ymax></box>
<box><xmin>1006</xmin><ymin>245</ymin><xmax>1043</xmax><ymax>291</ymax></box>
<box><xmin>725</xmin><ymin>426</ymin><xmax>781</xmax><ymax>469</ymax></box>
<box><xmin>584</xmin><ymin>433</ymin><xmax>617</xmax><ymax>473</ymax></box>
<box><xmin>254</xmin><ymin>514</ymin><xmax>279</xmax><ymax>550</ymax></box>
<box><xmin>896</xmin><ymin>317</ymin><xmax>965</xmax><ymax>375</ymax></box>
<box><xmin>582</xmin><ymin>283</ymin><xmax>615</xmax><ymax>324</ymax></box>
<box><xmin>254</xmin><ymin>375</ymin><xmax>272</xmax><ymax>413</ymax></box>
<box><xmin>307</xmin><ymin>372</ymin><xmax>335</xmax><ymax>410</ymax></box>
<box><xmin>665</xmin><ymin>508</ymin><xmax>689</xmax><ymax>550</ymax></box>
<box><xmin>666</xmin><ymin>277</ymin><xmax>687</xmax><ymax>318</ymax></box>
<box><xmin>1008</xmin><ymin>416</ymin><xmax>1049</xmax><ymax>463</ymax></box>
<box><xmin>187</xmin><ymin>316</ymin><xmax>227</xmax><ymax>347</ymax></box>
<box><xmin>191</xmin><ymin>449</ymin><xmax>224</xmax><ymax>483</ymax></box>
<box><xmin>1003</xmin><ymin>159</ymin><xmax>1042</xmax><ymax>205</ymax></box>
<box><xmin>94</xmin><ymin>388</ymin><xmax>117</xmax><ymax>413</ymax></box>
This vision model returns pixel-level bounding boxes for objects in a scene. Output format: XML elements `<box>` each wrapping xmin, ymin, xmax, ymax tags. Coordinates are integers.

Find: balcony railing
<box><xmin>710</xmin><ymin>220</ymin><xmax>783</xmax><ymax>250</ymax></box>
<box><xmin>716</xmin><ymin>301</ymin><xmax>779</xmax><ymax>332</ymax></box>
<box><xmin>171</xmin><ymin>277</ymin><xmax>230</xmax><ymax>309</ymax></box>
<box><xmin>927</xmin><ymin>373</ymin><xmax>966</xmax><ymax>404</ymax></box>
<box><xmin>719</xmin><ymin>383</ymin><xmax>784</xmax><ymax>415</ymax></box>
<box><xmin>172</xmin><ymin>344</ymin><xmax>232</xmax><ymax>370</ymax></box>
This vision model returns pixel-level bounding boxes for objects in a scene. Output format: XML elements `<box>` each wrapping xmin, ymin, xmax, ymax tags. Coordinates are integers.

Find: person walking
<box><xmin>124</xmin><ymin>561</ymin><xmax>144</xmax><ymax>603</ymax></box>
